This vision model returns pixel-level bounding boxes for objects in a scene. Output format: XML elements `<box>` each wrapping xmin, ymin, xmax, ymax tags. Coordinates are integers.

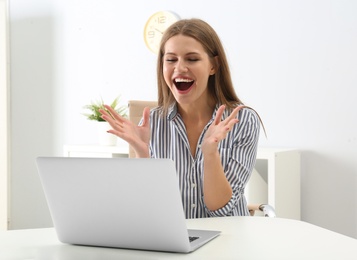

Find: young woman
<box><xmin>100</xmin><ymin>18</ymin><xmax>260</xmax><ymax>218</ymax></box>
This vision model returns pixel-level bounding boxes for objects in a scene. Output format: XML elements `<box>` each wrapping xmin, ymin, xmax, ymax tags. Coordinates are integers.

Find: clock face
<box><xmin>144</xmin><ymin>11</ymin><xmax>180</xmax><ymax>54</ymax></box>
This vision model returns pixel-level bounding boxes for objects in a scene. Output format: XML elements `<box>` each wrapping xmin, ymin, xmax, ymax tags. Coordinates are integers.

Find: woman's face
<box><xmin>163</xmin><ymin>35</ymin><xmax>215</xmax><ymax>106</ymax></box>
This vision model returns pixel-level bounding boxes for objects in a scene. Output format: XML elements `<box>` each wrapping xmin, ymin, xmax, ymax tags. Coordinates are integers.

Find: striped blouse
<box><xmin>147</xmin><ymin>103</ymin><xmax>260</xmax><ymax>219</ymax></box>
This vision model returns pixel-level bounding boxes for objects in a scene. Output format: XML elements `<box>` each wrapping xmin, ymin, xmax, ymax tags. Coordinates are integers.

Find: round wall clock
<box><xmin>143</xmin><ymin>11</ymin><xmax>180</xmax><ymax>54</ymax></box>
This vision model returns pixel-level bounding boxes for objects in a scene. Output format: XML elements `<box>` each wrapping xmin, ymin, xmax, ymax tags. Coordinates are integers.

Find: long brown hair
<box><xmin>157</xmin><ymin>18</ymin><xmax>244</xmax><ymax>113</ymax></box>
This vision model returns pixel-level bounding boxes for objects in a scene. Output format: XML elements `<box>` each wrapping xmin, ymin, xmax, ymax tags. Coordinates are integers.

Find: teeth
<box><xmin>174</xmin><ymin>78</ymin><xmax>193</xmax><ymax>83</ymax></box>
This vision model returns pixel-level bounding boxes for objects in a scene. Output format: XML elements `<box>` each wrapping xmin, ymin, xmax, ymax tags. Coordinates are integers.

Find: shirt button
<box><xmin>192</xmin><ymin>183</ymin><xmax>196</xmax><ymax>188</ymax></box>
<box><xmin>191</xmin><ymin>204</ymin><xmax>196</xmax><ymax>208</ymax></box>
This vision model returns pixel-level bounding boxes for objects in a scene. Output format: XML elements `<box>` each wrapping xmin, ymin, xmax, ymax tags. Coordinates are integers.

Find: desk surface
<box><xmin>1</xmin><ymin>217</ymin><xmax>356</xmax><ymax>260</ymax></box>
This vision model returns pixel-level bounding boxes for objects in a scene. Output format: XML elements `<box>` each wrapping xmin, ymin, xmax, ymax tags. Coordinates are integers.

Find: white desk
<box><xmin>1</xmin><ymin>217</ymin><xmax>356</xmax><ymax>260</ymax></box>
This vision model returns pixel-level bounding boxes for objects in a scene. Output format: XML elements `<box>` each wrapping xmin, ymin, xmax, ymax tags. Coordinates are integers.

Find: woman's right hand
<box><xmin>99</xmin><ymin>105</ymin><xmax>151</xmax><ymax>158</ymax></box>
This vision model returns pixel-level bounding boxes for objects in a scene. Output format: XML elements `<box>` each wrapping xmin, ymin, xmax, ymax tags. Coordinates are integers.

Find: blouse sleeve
<box><xmin>204</xmin><ymin>108</ymin><xmax>261</xmax><ymax>217</ymax></box>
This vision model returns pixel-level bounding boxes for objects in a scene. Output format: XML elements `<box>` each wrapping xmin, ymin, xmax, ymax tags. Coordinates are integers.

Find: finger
<box><xmin>98</xmin><ymin>107</ymin><xmax>111</xmax><ymax>117</ymax></box>
<box><xmin>213</xmin><ymin>105</ymin><xmax>225</xmax><ymax>125</ymax></box>
<box><xmin>99</xmin><ymin>110</ymin><xmax>116</xmax><ymax>125</ymax></box>
<box><xmin>100</xmin><ymin>111</ymin><xmax>126</xmax><ymax>131</ymax></box>
<box><xmin>107</xmin><ymin>129</ymin><xmax>127</xmax><ymax>141</ymax></box>
<box><xmin>222</xmin><ymin>105</ymin><xmax>246</xmax><ymax>126</ymax></box>
<box><xmin>141</xmin><ymin>107</ymin><xmax>151</xmax><ymax>127</ymax></box>
<box><xmin>101</xmin><ymin>105</ymin><xmax>125</xmax><ymax>122</ymax></box>
<box><xmin>224</xmin><ymin>119</ymin><xmax>239</xmax><ymax>132</ymax></box>
<box><xmin>229</xmin><ymin>105</ymin><xmax>245</xmax><ymax>119</ymax></box>
<box><xmin>104</xmin><ymin>104</ymin><xmax>121</xmax><ymax>120</ymax></box>
<box><xmin>235</xmin><ymin>105</ymin><xmax>247</xmax><ymax>114</ymax></box>
<box><xmin>99</xmin><ymin>108</ymin><xmax>113</xmax><ymax>123</ymax></box>
<box><xmin>106</xmin><ymin>120</ymin><xmax>128</xmax><ymax>135</ymax></box>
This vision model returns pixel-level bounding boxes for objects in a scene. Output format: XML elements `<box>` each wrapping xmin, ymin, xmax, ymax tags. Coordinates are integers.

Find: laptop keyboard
<box><xmin>189</xmin><ymin>236</ymin><xmax>199</xmax><ymax>242</ymax></box>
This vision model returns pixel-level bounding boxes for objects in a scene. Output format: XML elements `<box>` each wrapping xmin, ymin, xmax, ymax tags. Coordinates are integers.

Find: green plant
<box><xmin>83</xmin><ymin>96</ymin><xmax>128</xmax><ymax>122</ymax></box>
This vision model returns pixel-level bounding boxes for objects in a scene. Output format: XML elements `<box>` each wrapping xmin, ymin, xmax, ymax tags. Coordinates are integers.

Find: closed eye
<box><xmin>165</xmin><ymin>58</ymin><xmax>177</xmax><ymax>62</ymax></box>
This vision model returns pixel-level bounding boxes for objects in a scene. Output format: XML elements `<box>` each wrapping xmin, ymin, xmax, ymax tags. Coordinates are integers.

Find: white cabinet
<box><xmin>63</xmin><ymin>144</ymin><xmax>129</xmax><ymax>158</ymax></box>
<box><xmin>64</xmin><ymin>145</ymin><xmax>301</xmax><ymax>220</ymax></box>
<box><xmin>246</xmin><ymin>148</ymin><xmax>301</xmax><ymax>220</ymax></box>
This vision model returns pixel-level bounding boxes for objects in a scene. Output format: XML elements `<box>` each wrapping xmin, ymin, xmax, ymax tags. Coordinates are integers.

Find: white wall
<box><xmin>9</xmin><ymin>0</ymin><xmax>357</xmax><ymax>238</ymax></box>
<box><xmin>0</xmin><ymin>0</ymin><xmax>9</xmax><ymax>230</ymax></box>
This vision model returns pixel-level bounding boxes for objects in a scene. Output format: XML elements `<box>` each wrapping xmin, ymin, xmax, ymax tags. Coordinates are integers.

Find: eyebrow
<box><xmin>164</xmin><ymin>52</ymin><xmax>201</xmax><ymax>56</ymax></box>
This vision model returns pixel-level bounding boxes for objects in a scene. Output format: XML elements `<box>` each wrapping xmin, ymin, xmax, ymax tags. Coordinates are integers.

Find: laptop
<box><xmin>36</xmin><ymin>157</ymin><xmax>220</xmax><ymax>253</ymax></box>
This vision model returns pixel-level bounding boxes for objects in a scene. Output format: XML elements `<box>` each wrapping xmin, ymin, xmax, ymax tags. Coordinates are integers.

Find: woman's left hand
<box><xmin>201</xmin><ymin>105</ymin><xmax>245</xmax><ymax>155</ymax></box>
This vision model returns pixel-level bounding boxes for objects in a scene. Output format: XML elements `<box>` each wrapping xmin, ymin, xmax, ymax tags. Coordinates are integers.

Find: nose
<box><xmin>175</xmin><ymin>59</ymin><xmax>188</xmax><ymax>73</ymax></box>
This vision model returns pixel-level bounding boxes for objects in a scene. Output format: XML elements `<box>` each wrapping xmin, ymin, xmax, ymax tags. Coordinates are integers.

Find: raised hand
<box><xmin>201</xmin><ymin>105</ymin><xmax>245</xmax><ymax>155</ymax></box>
<box><xmin>99</xmin><ymin>105</ymin><xmax>151</xmax><ymax>158</ymax></box>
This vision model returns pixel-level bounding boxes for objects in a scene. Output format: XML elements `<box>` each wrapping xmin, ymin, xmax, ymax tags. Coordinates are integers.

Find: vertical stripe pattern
<box><xmin>147</xmin><ymin>104</ymin><xmax>260</xmax><ymax>219</ymax></box>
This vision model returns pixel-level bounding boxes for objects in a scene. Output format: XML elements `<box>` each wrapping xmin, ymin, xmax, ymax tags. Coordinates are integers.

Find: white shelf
<box><xmin>63</xmin><ymin>144</ymin><xmax>129</xmax><ymax>158</ymax></box>
<box><xmin>247</xmin><ymin>148</ymin><xmax>301</xmax><ymax>220</ymax></box>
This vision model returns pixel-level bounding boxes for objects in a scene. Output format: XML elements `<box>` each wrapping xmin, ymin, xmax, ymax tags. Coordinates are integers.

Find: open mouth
<box><xmin>174</xmin><ymin>78</ymin><xmax>194</xmax><ymax>92</ymax></box>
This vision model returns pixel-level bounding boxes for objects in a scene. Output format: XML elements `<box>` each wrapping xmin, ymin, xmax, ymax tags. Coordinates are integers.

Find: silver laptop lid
<box><xmin>36</xmin><ymin>157</ymin><xmax>193</xmax><ymax>252</ymax></box>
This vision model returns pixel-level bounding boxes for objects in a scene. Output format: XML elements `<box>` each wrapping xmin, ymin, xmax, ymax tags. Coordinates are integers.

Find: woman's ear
<box><xmin>210</xmin><ymin>56</ymin><xmax>219</xmax><ymax>75</ymax></box>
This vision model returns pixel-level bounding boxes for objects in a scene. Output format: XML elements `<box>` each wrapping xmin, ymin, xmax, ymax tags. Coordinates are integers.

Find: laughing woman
<box><xmin>100</xmin><ymin>18</ymin><xmax>261</xmax><ymax>218</ymax></box>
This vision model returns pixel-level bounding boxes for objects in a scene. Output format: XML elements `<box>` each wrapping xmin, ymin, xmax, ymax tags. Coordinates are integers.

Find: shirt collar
<box><xmin>167</xmin><ymin>103</ymin><xmax>177</xmax><ymax>121</ymax></box>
